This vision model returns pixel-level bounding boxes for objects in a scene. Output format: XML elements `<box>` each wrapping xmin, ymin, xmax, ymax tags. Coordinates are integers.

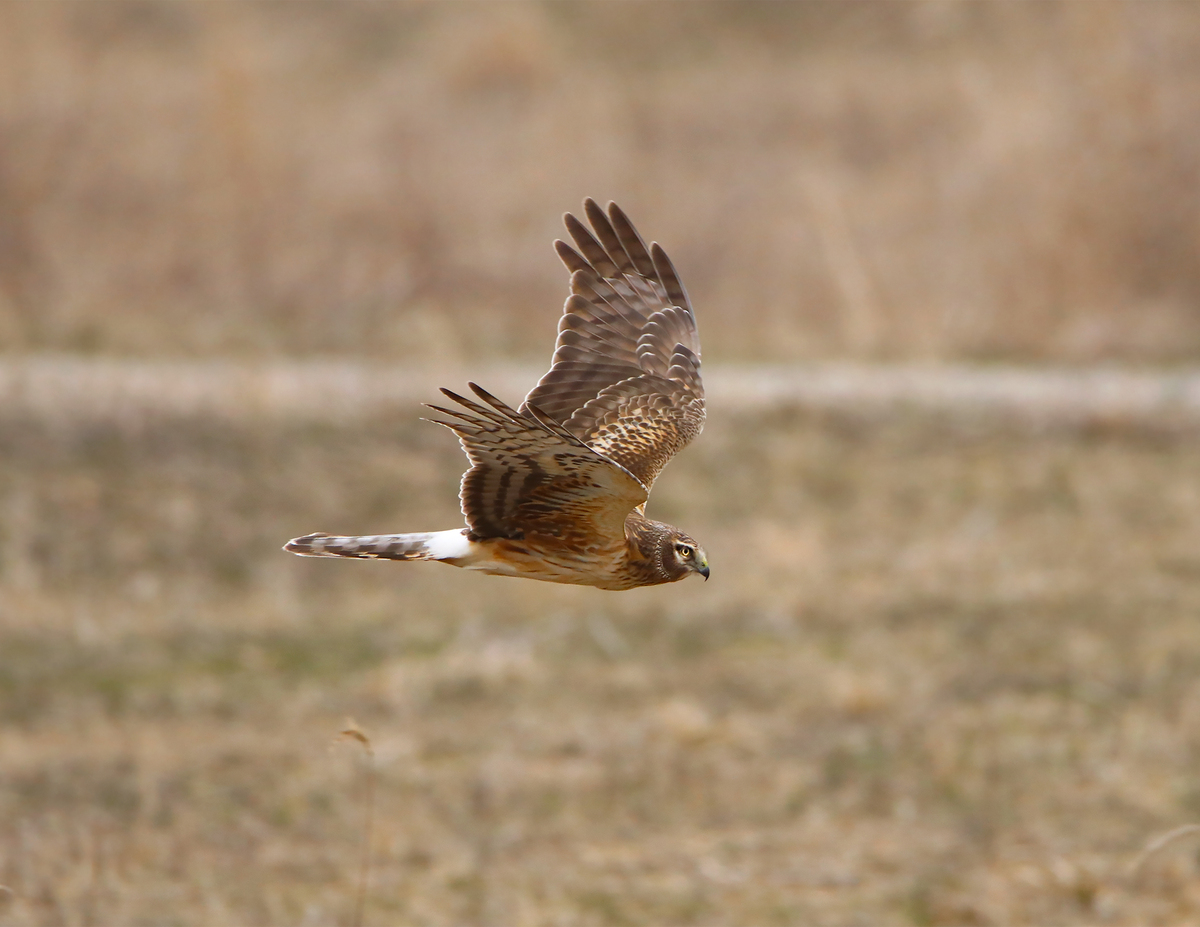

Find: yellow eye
<box><xmin>675</xmin><ymin>544</ymin><xmax>693</xmax><ymax>558</ymax></box>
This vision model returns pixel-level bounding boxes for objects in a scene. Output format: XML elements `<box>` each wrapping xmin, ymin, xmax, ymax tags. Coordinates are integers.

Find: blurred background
<box><xmin>4</xmin><ymin>1</ymin><xmax>1200</xmax><ymax>363</ymax></box>
<box><xmin>3</xmin><ymin>3</ymin><xmax>1200</xmax><ymax>924</ymax></box>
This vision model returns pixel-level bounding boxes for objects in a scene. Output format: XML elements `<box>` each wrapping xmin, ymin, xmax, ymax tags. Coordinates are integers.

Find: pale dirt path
<box><xmin>3</xmin><ymin>356</ymin><xmax>1200</xmax><ymax>426</ymax></box>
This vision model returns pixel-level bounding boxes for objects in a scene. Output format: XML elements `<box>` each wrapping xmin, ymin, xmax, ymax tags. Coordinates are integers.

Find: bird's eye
<box><xmin>675</xmin><ymin>544</ymin><xmax>693</xmax><ymax>558</ymax></box>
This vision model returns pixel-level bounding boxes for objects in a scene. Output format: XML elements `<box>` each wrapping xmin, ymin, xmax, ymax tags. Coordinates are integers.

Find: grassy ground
<box><xmin>2</xmin><ymin>401</ymin><xmax>1199</xmax><ymax>925</ymax></box>
<box><xmin>4</xmin><ymin>5</ymin><xmax>1200</xmax><ymax>923</ymax></box>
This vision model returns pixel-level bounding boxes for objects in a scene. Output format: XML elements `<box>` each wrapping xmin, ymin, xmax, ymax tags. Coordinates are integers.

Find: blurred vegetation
<box><xmin>1</xmin><ymin>1</ymin><xmax>1199</xmax><ymax>363</ymax></box>
<box><xmin>2</xmin><ymin>406</ymin><xmax>1200</xmax><ymax>923</ymax></box>
<box><xmin>4</xmin><ymin>3</ymin><xmax>1200</xmax><ymax>924</ymax></box>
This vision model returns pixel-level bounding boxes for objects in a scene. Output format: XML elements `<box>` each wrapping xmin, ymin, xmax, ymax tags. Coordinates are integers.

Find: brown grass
<box><xmin>4</xmin><ymin>3</ymin><xmax>1200</xmax><ymax>924</ymax></box>
<box><xmin>337</xmin><ymin>724</ymin><xmax>376</xmax><ymax>927</ymax></box>
<box><xmin>2</xmin><ymin>2</ymin><xmax>1200</xmax><ymax>363</ymax></box>
<box><xmin>2</xmin><ymin>401</ymin><xmax>1200</xmax><ymax>924</ymax></box>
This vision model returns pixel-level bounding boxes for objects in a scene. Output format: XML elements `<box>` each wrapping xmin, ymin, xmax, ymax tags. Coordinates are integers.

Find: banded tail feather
<box><xmin>283</xmin><ymin>529</ymin><xmax>471</xmax><ymax>561</ymax></box>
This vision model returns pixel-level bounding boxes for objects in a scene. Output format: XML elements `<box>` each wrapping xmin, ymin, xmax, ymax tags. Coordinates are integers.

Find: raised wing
<box><xmin>520</xmin><ymin>199</ymin><xmax>704</xmax><ymax>489</ymax></box>
<box><xmin>425</xmin><ymin>383</ymin><xmax>647</xmax><ymax>545</ymax></box>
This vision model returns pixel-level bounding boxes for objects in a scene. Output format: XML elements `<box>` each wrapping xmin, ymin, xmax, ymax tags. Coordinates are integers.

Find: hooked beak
<box><xmin>698</xmin><ymin>561</ymin><xmax>710</xmax><ymax>581</ymax></box>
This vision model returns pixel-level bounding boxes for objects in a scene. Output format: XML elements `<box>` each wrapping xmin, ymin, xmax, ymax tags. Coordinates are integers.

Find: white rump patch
<box><xmin>425</xmin><ymin>529</ymin><xmax>473</xmax><ymax>560</ymax></box>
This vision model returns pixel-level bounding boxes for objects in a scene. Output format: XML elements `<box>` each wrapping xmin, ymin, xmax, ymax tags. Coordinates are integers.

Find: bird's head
<box><xmin>664</xmin><ymin>533</ymin><xmax>710</xmax><ymax>582</ymax></box>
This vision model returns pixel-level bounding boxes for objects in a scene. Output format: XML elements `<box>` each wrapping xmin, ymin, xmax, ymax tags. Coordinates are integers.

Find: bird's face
<box><xmin>668</xmin><ymin>535</ymin><xmax>710</xmax><ymax>581</ymax></box>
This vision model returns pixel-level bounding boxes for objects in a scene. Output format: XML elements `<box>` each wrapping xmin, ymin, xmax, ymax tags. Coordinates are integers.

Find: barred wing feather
<box><xmin>425</xmin><ymin>384</ymin><xmax>647</xmax><ymax>544</ymax></box>
<box><xmin>521</xmin><ymin>199</ymin><xmax>704</xmax><ymax>491</ymax></box>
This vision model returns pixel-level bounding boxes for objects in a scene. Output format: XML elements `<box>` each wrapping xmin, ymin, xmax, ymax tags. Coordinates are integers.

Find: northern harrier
<box><xmin>285</xmin><ymin>200</ymin><xmax>708</xmax><ymax>590</ymax></box>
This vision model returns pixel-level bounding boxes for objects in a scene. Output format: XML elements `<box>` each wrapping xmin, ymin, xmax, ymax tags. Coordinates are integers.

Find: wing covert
<box><xmin>425</xmin><ymin>384</ymin><xmax>647</xmax><ymax>545</ymax></box>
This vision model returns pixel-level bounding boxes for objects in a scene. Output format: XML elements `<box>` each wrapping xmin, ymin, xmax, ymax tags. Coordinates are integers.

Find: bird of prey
<box><xmin>285</xmin><ymin>199</ymin><xmax>708</xmax><ymax>590</ymax></box>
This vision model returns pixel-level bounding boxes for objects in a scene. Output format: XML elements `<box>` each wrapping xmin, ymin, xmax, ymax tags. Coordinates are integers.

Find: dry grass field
<box><xmin>4</xmin><ymin>2</ymin><xmax>1200</xmax><ymax>925</ymax></box>
<box><xmin>2</xmin><ymin>394</ymin><xmax>1200</xmax><ymax>925</ymax></box>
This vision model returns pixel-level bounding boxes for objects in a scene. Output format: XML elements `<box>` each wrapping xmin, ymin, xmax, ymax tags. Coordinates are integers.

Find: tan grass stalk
<box><xmin>1127</xmin><ymin>823</ymin><xmax>1200</xmax><ymax>881</ymax></box>
<box><xmin>337</xmin><ymin>723</ymin><xmax>377</xmax><ymax>927</ymax></box>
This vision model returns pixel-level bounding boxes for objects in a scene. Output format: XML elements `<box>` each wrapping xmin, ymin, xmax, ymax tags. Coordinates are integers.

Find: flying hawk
<box><xmin>285</xmin><ymin>199</ymin><xmax>708</xmax><ymax>590</ymax></box>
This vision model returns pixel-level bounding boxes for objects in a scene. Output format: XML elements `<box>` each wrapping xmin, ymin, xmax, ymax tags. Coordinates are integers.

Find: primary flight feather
<box><xmin>285</xmin><ymin>199</ymin><xmax>709</xmax><ymax>590</ymax></box>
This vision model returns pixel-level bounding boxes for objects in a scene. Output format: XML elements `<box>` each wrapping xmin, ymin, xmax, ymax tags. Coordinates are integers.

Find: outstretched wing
<box><xmin>520</xmin><ymin>199</ymin><xmax>704</xmax><ymax>490</ymax></box>
<box><xmin>425</xmin><ymin>383</ymin><xmax>647</xmax><ymax>545</ymax></box>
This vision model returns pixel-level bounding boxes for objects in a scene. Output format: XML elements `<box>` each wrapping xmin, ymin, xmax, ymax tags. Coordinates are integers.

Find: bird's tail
<box><xmin>283</xmin><ymin>529</ymin><xmax>470</xmax><ymax>562</ymax></box>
